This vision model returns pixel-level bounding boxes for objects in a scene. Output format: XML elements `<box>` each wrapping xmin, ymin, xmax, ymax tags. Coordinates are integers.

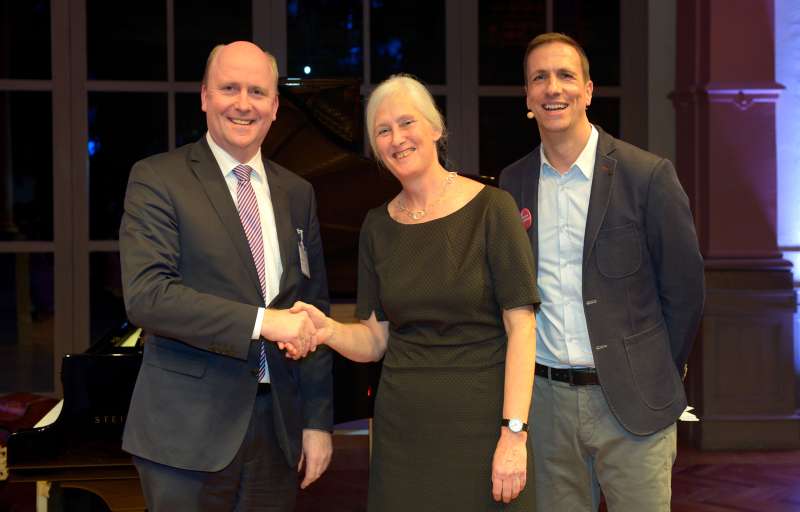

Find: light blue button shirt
<box><xmin>536</xmin><ymin>125</ymin><xmax>599</xmax><ymax>369</ymax></box>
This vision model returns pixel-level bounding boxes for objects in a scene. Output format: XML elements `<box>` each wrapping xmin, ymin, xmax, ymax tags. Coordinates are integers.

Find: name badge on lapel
<box><xmin>296</xmin><ymin>228</ymin><xmax>311</xmax><ymax>278</ymax></box>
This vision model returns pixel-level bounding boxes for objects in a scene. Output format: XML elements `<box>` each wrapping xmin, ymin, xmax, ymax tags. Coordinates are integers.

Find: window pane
<box><xmin>433</xmin><ymin>95</ymin><xmax>454</xmax><ymax>169</ymax></box>
<box><xmin>479</xmin><ymin>0</ymin><xmax>545</xmax><ymax>86</ymax></box>
<box><xmin>175</xmin><ymin>0</ymin><xmax>251</xmax><ymax>82</ymax></box>
<box><xmin>479</xmin><ymin>96</ymin><xmax>540</xmax><ymax>178</ymax></box>
<box><xmin>176</xmin><ymin>92</ymin><xmax>207</xmax><ymax>148</ymax></box>
<box><xmin>87</xmin><ymin>0</ymin><xmax>167</xmax><ymax>80</ymax></box>
<box><xmin>0</xmin><ymin>91</ymin><xmax>53</xmax><ymax>241</ymax></box>
<box><xmin>434</xmin><ymin>95</ymin><xmax>447</xmax><ymax>120</ymax></box>
<box><xmin>0</xmin><ymin>253</ymin><xmax>54</xmax><ymax>392</ymax></box>
<box><xmin>588</xmin><ymin>97</ymin><xmax>620</xmax><ymax>138</ymax></box>
<box><xmin>370</xmin><ymin>0</ymin><xmax>445</xmax><ymax>84</ymax></box>
<box><xmin>478</xmin><ymin>96</ymin><xmax>620</xmax><ymax>179</ymax></box>
<box><xmin>89</xmin><ymin>93</ymin><xmax>168</xmax><ymax>240</ymax></box>
<box><xmin>0</xmin><ymin>0</ymin><xmax>51</xmax><ymax>79</ymax></box>
<box><xmin>287</xmin><ymin>0</ymin><xmax>362</xmax><ymax>79</ymax></box>
<box><xmin>554</xmin><ymin>0</ymin><xmax>620</xmax><ymax>86</ymax></box>
<box><xmin>90</xmin><ymin>252</ymin><xmax>126</xmax><ymax>344</ymax></box>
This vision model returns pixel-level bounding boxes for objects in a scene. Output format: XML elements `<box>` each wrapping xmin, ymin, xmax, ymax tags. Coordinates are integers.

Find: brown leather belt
<box><xmin>257</xmin><ymin>382</ymin><xmax>272</xmax><ymax>395</ymax></box>
<box><xmin>535</xmin><ymin>363</ymin><xmax>600</xmax><ymax>386</ymax></box>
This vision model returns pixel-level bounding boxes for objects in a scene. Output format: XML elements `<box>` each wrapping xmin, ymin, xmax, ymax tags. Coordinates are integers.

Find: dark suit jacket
<box><xmin>499</xmin><ymin>126</ymin><xmax>704</xmax><ymax>436</ymax></box>
<box><xmin>119</xmin><ymin>137</ymin><xmax>332</xmax><ymax>472</ymax></box>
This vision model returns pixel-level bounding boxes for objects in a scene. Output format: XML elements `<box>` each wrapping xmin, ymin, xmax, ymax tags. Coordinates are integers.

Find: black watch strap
<box><xmin>501</xmin><ymin>418</ymin><xmax>529</xmax><ymax>432</ymax></box>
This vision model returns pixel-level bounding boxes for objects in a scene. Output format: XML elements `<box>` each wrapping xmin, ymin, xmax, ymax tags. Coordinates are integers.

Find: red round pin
<box><xmin>520</xmin><ymin>208</ymin><xmax>532</xmax><ymax>231</ymax></box>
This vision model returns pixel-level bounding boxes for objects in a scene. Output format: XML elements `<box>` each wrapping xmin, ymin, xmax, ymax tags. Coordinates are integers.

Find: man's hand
<box><xmin>290</xmin><ymin>301</ymin><xmax>334</xmax><ymax>350</ymax></box>
<box><xmin>298</xmin><ymin>429</ymin><xmax>332</xmax><ymax>489</ymax></box>
<box><xmin>261</xmin><ymin>309</ymin><xmax>315</xmax><ymax>358</ymax></box>
<box><xmin>491</xmin><ymin>429</ymin><xmax>527</xmax><ymax>503</ymax></box>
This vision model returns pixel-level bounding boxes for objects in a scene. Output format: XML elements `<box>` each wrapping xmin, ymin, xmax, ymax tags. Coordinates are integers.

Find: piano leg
<box><xmin>32</xmin><ymin>476</ymin><xmax>145</xmax><ymax>511</ymax></box>
<box><xmin>36</xmin><ymin>481</ymin><xmax>49</xmax><ymax>512</ymax></box>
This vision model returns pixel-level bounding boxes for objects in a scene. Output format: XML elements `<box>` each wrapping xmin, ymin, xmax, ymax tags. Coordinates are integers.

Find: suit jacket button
<box><xmin>250</xmin><ymin>369</ymin><xmax>259</xmax><ymax>376</ymax></box>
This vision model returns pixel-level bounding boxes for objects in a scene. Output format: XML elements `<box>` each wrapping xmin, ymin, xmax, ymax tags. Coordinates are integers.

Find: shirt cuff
<box><xmin>252</xmin><ymin>307</ymin><xmax>264</xmax><ymax>340</ymax></box>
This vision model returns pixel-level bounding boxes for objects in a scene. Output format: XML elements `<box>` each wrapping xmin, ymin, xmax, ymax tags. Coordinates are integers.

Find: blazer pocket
<box><xmin>596</xmin><ymin>223</ymin><xmax>642</xmax><ymax>278</ymax></box>
<box><xmin>623</xmin><ymin>322</ymin><xmax>677</xmax><ymax>410</ymax></box>
<box><xmin>145</xmin><ymin>339</ymin><xmax>207</xmax><ymax>378</ymax></box>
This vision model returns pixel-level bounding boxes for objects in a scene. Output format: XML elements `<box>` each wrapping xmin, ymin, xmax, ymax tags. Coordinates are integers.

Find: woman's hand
<box><xmin>491</xmin><ymin>428</ymin><xmax>528</xmax><ymax>503</ymax></box>
<box><xmin>289</xmin><ymin>301</ymin><xmax>334</xmax><ymax>351</ymax></box>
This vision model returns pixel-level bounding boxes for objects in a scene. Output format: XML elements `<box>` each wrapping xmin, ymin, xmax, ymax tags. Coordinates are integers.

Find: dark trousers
<box><xmin>133</xmin><ymin>391</ymin><xmax>297</xmax><ymax>511</ymax></box>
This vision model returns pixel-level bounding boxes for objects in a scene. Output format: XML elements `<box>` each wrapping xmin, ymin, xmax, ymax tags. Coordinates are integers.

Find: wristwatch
<box><xmin>501</xmin><ymin>418</ymin><xmax>529</xmax><ymax>433</ymax></box>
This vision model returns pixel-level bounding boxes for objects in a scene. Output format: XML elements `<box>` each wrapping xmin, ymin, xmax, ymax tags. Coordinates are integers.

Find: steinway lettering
<box><xmin>94</xmin><ymin>415</ymin><xmax>126</xmax><ymax>424</ymax></box>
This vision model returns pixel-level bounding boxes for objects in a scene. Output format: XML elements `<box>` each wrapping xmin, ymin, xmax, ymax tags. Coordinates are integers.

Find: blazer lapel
<box><xmin>189</xmin><ymin>139</ymin><xmax>264</xmax><ymax>303</ymax></box>
<box><xmin>264</xmin><ymin>160</ymin><xmax>293</xmax><ymax>305</ymax></box>
<box><xmin>524</xmin><ymin>149</ymin><xmax>542</xmax><ymax>270</ymax></box>
<box><xmin>582</xmin><ymin>128</ymin><xmax>618</xmax><ymax>265</ymax></box>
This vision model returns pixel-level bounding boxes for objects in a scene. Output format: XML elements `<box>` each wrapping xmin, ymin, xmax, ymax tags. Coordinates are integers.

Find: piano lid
<box><xmin>7</xmin><ymin>322</ymin><xmax>143</xmax><ymax>470</ymax></box>
<box><xmin>266</xmin><ymin>78</ymin><xmax>400</xmax><ymax>299</ymax></box>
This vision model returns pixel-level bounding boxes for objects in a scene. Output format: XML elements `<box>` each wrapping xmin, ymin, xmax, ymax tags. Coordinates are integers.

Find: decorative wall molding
<box><xmin>671</xmin><ymin>82</ymin><xmax>784</xmax><ymax>110</ymax></box>
<box><xmin>684</xmin><ymin>268</ymin><xmax>800</xmax><ymax>450</ymax></box>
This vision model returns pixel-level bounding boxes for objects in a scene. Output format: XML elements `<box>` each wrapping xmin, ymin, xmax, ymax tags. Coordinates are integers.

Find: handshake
<box><xmin>259</xmin><ymin>301</ymin><xmax>333</xmax><ymax>359</ymax></box>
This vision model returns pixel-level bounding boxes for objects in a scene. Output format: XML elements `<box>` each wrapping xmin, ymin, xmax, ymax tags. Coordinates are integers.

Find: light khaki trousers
<box><xmin>530</xmin><ymin>374</ymin><xmax>676</xmax><ymax>512</ymax></box>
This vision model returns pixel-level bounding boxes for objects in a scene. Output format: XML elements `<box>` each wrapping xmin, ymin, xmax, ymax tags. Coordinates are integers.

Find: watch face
<box><xmin>508</xmin><ymin>419</ymin><xmax>523</xmax><ymax>432</ymax></box>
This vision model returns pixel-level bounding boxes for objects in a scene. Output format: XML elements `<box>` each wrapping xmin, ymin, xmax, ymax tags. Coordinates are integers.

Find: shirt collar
<box><xmin>539</xmin><ymin>124</ymin><xmax>599</xmax><ymax>180</ymax></box>
<box><xmin>205</xmin><ymin>131</ymin><xmax>267</xmax><ymax>184</ymax></box>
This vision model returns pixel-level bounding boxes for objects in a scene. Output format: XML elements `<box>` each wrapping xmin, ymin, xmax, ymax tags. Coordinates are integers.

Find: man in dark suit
<box><xmin>120</xmin><ymin>41</ymin><xmax>333</xmax><ymax>511</ymax></box>
<box><xmin>499</xmin><ymin>33</ymin><xmax>704</xmax><ymax>511</ymax></box>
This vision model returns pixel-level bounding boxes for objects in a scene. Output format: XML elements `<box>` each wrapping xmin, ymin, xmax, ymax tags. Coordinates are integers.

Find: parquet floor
<box><xmin>3</xmin><ymin>437</ymin><xmax>798</xmax><ymax>510</ymax></box>
<box><xmin>296</xmin><ymin>437</ymin><xmax>800</xmax><ymax>512</ymax></box>
<box><xmin>670</xmin><ymin>446</ymin><xmax>800</xmax><ymax>512</ymax></box>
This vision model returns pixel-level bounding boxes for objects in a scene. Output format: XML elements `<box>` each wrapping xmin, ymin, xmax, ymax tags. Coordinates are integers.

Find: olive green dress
<box><xmin>356</xmin><ymin>186</ymin><xmax>539</xmax><ymax>511</ymax></box>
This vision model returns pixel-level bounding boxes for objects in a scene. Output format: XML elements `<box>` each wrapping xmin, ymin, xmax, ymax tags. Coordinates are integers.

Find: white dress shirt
<box><xmin>206</xmin><ymin>132</ymin><xmax>283</xmax><ymax>379</ymax></box>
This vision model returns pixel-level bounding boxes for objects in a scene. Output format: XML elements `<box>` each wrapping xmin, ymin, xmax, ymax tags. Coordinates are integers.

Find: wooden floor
<box><xmin>671</xmin><ymin>445</ymin><xmax>800</xmax><ymax>512</ymax></box>
<box><xmin>296</xmin><ymin>437</ymin><xmax>800</xmax><ymax>512</ymax></box>
<box><xmin>3</xmin><ymin>438</ymin><xmax>799</xmax><ymax>511</ymax></box>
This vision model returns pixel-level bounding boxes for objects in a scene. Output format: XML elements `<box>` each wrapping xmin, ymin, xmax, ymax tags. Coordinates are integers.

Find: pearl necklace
<box><xmin>396</xmin><ymin>171</ymin><xmax>457</xmax><ymax>221</ymax></box>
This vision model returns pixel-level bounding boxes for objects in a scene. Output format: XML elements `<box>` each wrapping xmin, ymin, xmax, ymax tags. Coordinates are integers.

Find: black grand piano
<box><xmin>6</xmin><ymin>78</ymin><xmax>396</xmax><ymax>510</ymax></box>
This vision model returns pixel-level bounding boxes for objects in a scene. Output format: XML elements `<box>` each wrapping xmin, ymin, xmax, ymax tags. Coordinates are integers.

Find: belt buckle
<box><xmin>568</xmin><ymin>368</ymin><xmax>576</xmax><ymax>386</ymax></box>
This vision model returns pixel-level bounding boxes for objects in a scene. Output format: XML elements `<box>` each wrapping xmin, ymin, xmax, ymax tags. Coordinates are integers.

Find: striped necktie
<box><xmin>232</xmin><ymin>164</ymin><xmax>269</xmax><ymax>382</ymax></box>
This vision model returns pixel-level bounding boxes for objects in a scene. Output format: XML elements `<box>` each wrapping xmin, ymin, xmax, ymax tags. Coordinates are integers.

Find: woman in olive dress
<box><xmin>292</xmin><ymin>74</ymin><xmax>538</xmax><ymax>511</ymax></box>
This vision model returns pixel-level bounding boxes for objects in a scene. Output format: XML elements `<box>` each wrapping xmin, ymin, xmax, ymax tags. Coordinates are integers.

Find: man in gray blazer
<box><xmin>499</xmin><ymin>33</ymin><xmax>704</xmax><ymax>511</ymax></box>
<box><xmin>120</xmin><ymin>41</ymin><xmax>333</xmax><ymax>511</ymax></box>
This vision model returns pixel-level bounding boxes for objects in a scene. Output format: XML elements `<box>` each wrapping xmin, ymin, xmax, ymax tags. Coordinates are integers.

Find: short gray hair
<box><xmin>365</xmin><ymin>74</ymin><xmax>447</xmax><ymax>165</ymax></box>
